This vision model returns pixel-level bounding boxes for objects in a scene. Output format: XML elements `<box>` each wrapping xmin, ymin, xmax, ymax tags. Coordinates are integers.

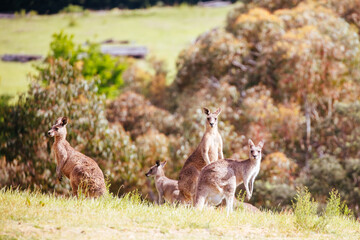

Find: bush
<box><xmin>48</xmin><ymin>31</ymin><xmax>128</xmax><ymax>98</ymax></box>
<box><xmin>174</xmin><ymin>28</ymin><xmax>248</xmax><ymax>93</ymax></box>
<box><xmin>49</xmin><ymin>31</ymin><xmax>77</xmax><ymax>61</ymax></box>
<box><xmin>292</xmin><ymin>187</ymin><xmax>327</xmax><ymax>231</ymax></box>
<box><xmin>106</xmin><ymin>91</ymin><xmax>182</xmax><ymax>139</ymax></box>
<box><xmin>325</xmin><ymin>189</ymin><xmax>353</xmax><ymax>218</ymax></box>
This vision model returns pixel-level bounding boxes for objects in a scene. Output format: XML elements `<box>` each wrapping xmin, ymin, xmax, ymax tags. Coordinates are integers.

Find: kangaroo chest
<box><xmin>207</xmin><ymin>137</ymin><xmax>220</xmax><ymax>162</ymax></box>
<box><xmin>53</xmin><ymin>143</ymin><xmax>67</xmax><ymax>165</ymax></box>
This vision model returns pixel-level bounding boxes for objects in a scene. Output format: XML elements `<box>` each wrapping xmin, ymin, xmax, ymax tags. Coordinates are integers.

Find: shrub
<box><xmin>292</xmin><ymin>187</ymin><xmax>327</xmax><ymax>231</ymax></box>
<box><xmin>106</xmin><ymin>91</ymin><xmax>182</xmax><ymax>139</ymax></box>
<box><xmin>325</xmin><ymin>189</ymin><xmax>353</xmax><ymax>218</ymax></box>
<box><xmin>80</xmin><ymin>43</ymin><xmax>128</xmax><ymax>98</ymax></box>
<box><xmin>49</xmin><ymin>31</ymin><xmax>77</xmax><ymax>61</ymax></box>
<box><xmin>48</xmin><ymin>31</ymin><xmax>128</xmax><ymax>98</ymax></box>
<box><xmin>260</xmin><ymin>152</ymin><xmax>297</xmax><ymax>184</ymax></box>
<box><xmin>304</xmin><ymin>155</ymin><xmax>347</xmax><ymax>197</ymax></box>
<box><xmin>174</xmin><ymin>28</ymin><xmax>248</xmax><ymax>93</ymax></box>
<box><xmin>229</xmin><ymin>8</ymin><xmax>285</xmax><ymax>47</ymax></box>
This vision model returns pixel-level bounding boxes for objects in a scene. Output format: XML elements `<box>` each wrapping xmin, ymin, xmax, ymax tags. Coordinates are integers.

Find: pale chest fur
<box><xmin>248</xmin><ymin>161</ymin><xmax>261</xmax><ymax>179</ymax></box>
<box><xmin>202</xmin><ymin>132</ymin><xmax>221</xmax><ymax>162</ymax></box>
<box><xmin>52</xmin><ymin>142</ymin><xmax>68</xmax><ymax>165</ymax></box>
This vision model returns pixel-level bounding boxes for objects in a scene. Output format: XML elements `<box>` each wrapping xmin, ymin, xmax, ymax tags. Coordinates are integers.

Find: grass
<box><xmin>0</xmin><ymin>189</ymin><xmax>359</xmax><ymax>239</ymax></box>
<box><xmin>0</xmin><ymin>5</ymin><xmax>233</xmax><ymax>96</ymax></box>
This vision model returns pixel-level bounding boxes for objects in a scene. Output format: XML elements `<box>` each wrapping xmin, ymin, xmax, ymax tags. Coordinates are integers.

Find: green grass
<box><xmin>0</xmin><ymin>5</ymin><xmax>233</xmax><ymax>96</ymax></box>
<box><xmin>1</xmin><ymin>189</ymin><xmax>359</xmax><ymax>239</ymax></box>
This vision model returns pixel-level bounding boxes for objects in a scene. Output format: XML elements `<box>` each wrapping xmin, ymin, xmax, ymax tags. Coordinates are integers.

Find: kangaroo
<box><xmin>194</xmin><ymin>139</ymin><xmax>264</xmax><ymax>214</ymax></box>
<box><xmin>145</xmin><ymin>161</ymin><xmax>183</xmax><ymax>204</ymax></box>
<box><xmin>47</xmin><ymin>117</ymin><xmax>106</xmax><ymax>197</ymax></box>
<box><xmin>178</xmin><ymin>107</ymin><xmax>223</xmax><ymax>203</ymax></box>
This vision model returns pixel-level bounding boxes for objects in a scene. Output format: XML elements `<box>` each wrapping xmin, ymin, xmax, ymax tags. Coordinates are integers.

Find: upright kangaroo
<box><xmin>145</xmin><ymin>161</ymin><xmax>183</xmax><ymax>204</ymax></box>
<box><xmin>195</xmin><ymin>139</ymin><xmax>264</xmax><ymax>214</ymax></box>
<box><xmin>178</xmin><ymin>107</ymin><xmax>223</xmax><ymax>203</ymax></box>
<box><xmin>47</xmin><ymin>117</ymin><xmax>106</xmax><ymax>197</ymax></box>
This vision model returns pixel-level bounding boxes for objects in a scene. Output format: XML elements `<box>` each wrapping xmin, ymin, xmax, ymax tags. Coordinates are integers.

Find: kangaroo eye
<box><xmin>207</xmin><ymin>117</ymin><xmax>210</xmax><ymax>121</ymax></box>
<box><xmin>215</xmin><ymin>118</ymin><xmax>217</xmax><ymax>121</ymax></box>
<box><xmin>55</xmin><ymin>127</ymin><xmax>59</xmax><ymax>131</ymax></box>
<box><xmin>258</xmin><ymin>151</ymin><xmax>260</xmax><ymax>153</ymax></box>
<box><xmin>251</xmin><ymin>150</ymin><xmax>254</xmax><ymax>153</ymax></box>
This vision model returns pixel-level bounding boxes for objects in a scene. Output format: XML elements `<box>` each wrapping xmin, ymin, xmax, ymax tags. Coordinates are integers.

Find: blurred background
<box><xmin>0</xmin><ymin>0</ymin><xmax>360</xmax><ymax>215</ymax></box>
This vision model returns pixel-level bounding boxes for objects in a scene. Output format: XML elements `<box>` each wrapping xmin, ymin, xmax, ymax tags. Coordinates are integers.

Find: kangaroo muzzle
<box><xmin>47</xmin><ymin>130</ymin><xmax>54</xmax><ymax>137</ymax></box>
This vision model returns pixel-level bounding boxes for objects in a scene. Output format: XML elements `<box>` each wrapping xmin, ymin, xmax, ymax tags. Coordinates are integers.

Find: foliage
<box><xmin>292</xmin><ymin>187</ymin><xmax>327</xmax><ymax>231</ymax></box>
<box><xmin>48</xmin><ymin>31</ymin><xmax>128</xmax><ymax>98</ymax></box>
<box><xmin>49</xmin><ymin>31</ymin><xmax>77</xmax><ymax>61</ymax></box>
<box><xmin>80</xmin><ymin>43</ymin><xmax>128</xmax><ymax>98</ymax></box>
<box><xmin>325</xmin><ymin>189</ymin><xmax>353</xmax><ymax>218</ymax></box>
<box><xmin>174</xmin><ymin>28</ymin><xmax>248</xmax><ymax>93</ymax></box>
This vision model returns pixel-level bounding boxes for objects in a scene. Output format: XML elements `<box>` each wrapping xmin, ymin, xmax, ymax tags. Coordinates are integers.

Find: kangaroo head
<box><xmin>248</xmin><ymin>139</ymin><xmax>264</xmax><ymax>161</ymax></box>
<box><xmin>203</xmin><ymin>107</ymin><xmax>221</xmax><ymax>129</ymax></box>
<box><xmin>145</xmin><ymin>160</ymin><xmax>167</xmax><ymax>177</ymax></box>
<box><xmin>47</xmin><ymin>117</ymin><xmax>68</xmax><ymax>138</ymax></box>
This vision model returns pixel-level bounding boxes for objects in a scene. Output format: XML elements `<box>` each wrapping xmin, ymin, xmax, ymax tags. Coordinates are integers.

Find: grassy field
<box><xmin>0</xmin><ymin>5</ymin><xmax>233</xmax><ymax>96</ymax></box>
<box><xmin>1</xmin><ymin>189</ymin><xmax>359</xmax><ymax>239</ymax></box>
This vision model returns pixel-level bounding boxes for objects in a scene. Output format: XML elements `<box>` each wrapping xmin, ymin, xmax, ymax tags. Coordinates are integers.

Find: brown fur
<box><xmin>178</xmin><ymin>107</ymin><xmax>223</xmax><ymax>203</ymax></box>
<box><xmin>48</xmin><ymin>117</ymin><xmax>106</xmax><ymax>197</ymax></box>
<box><xmin>194</xmin><ymin>139</ymin><xmax>264</xmax><ymax>214</ymax></box>
<box><xmin>145</xmin><ymin>161</ymin><xmax>184</xmax><ymax>204</ymax></box>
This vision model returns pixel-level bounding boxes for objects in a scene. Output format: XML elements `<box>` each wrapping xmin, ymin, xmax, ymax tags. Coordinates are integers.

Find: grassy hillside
<box><xmin>0</xmin><ymin>5</ymin><xmax>233</xmax><ymax>96</ymax></box>
<box><xmin>1</xmin><ymin>189</ymin><xmax>359</xmax><ymax>239</ymax></box>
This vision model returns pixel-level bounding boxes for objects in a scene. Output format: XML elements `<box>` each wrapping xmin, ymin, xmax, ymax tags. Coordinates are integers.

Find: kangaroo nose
<box><xmin>210</xmin><ymin>123</ymin><xmax>214</xmax><ymax>127</ymax></box>
<box><xmin>145</xmin><ymin>173</ymin><xmax>149</xmax><ymax>177</ymax></box>
<box><xmin>47</xmin><ymin>131</ymin><xmax>51</xmax><ymax>136</ymax></box>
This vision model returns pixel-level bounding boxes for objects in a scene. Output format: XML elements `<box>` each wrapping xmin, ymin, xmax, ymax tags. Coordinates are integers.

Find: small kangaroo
<box><xmin>145</xmin><ymin>161</ymin><xmax>183</xmax><ymax>204</ymax></box>
<box><xmin>47</xmin><ymin>117</ymin><xmax>106</xmax><ymax>197</ymax></box>
<box><xmin>194</xmin><ymin>139</ymin><xmax>264</xmax><ymax>214</ymax></box>
<box><xmin>178</xmin><ymin>107</ymin><xmax>223</xmax><ymax>203</ymax></box>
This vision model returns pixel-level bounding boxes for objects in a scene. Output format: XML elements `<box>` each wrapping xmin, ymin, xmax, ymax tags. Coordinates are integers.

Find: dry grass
<box><xmin>0</xmin><ymin>189</ymin><xmax>359</xmax><ymax>239</ymax></box>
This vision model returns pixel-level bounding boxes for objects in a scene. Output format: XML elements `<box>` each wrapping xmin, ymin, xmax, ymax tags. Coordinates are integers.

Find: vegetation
<box><xmin>0</xmin><ymin>188</ymin><xmax>358</xmax><ymax>239</ymax></box>
<box><xmin>0</xmin><ymin>5</ymin><xmax>232</xmax><ymax>96</ymax></box>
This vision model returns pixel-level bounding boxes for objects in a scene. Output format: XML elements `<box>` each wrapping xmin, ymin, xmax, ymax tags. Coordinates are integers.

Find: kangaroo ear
<box><xmin>161</xmin><ymin>161</ymin><xmax>167</xmax><ymax>167</ymax></box>
<box><xmin>258</xmin><ymin>140</ymin><xmax>264</xmax><ymax>149</ymax></box>
<box><xmin>61</xmin><ymin>117</ymin><xmax>68</xmax><ymax>126</ymax></box>
<box><xmin>203</xmin><ymin>107</ymin><xmax>210</xmax><ymax>116</ymax></box>
<box><xmin>213</xmin><ymin>107</ymin><xmax>222</xmax><ymax>116</ymax></box>
<box><xmin>156</xmin><ymin>160</ymin><xmax>160</xmax><ymax>166</ymax></box>
<box><xmin>248</xmin><ymin>139</ymin><xmax>255</xmax><ymax>148</ymax></box>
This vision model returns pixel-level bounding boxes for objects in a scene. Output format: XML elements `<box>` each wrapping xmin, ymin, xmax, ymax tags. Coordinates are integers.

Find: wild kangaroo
<box><xmin>145</xmin><ymin>161</ymin><xmax>183</xmax><ymax>204</ymax></box>
<box><xmin>194</xmin><ymin>139</ymin><xmax>264</xmax><ymax>214</ymax></box>
<box><xmin>178</xmin><ymin>107</ymin><xmax>224</xmax><ymax>203</ymax></box>
<box><xmin>47</xmin><ymin>117</ymin><xmax>106</xmax><ymax>197</ymax></box>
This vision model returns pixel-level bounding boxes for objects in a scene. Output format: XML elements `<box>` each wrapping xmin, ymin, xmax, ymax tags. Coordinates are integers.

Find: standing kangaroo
<box><xmin>195</xmin><ymin>139</ymin><xmax>264</xmax><ymax>214</ymax></box>
<box><xmin>178</xmin><ymin>107</ymin><xmax>223</xmax><ymax>203</ymax></box>
<box><xmin>145</xmin><ymin>161</ymin><xmax>183</xmax><ymax>204</ymax></box>
<box><xmin>47</xmin><ymin>117</ymin><xmax>106</xmax><ymax>197</ymax></box>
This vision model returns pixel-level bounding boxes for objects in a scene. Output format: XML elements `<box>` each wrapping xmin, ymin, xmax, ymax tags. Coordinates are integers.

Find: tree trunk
<box><xmin>304</xmin><ymin>97</ymin><xmax>312</xmax><ymax>169</ymax></box>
